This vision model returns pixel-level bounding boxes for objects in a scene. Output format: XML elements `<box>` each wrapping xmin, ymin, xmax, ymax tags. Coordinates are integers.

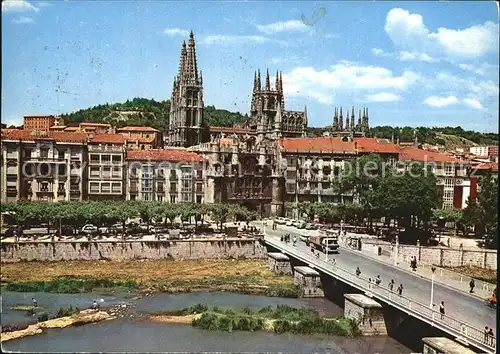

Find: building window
<box><xmin>40</xmin><ymin>148</ymin><xmax>49</xmax><ymax>158</ymax></box>
<box><xmin>445</xmin><ymin>165</ymin><xmax>454</xmax><ymax>176</ymax></box>
<box><xmin>58</xmin><ymin>150</ymin><xmax>65</xmax><ymax>159</ymax></box>
<box><xmin>90</xmin><ymin>154</ymin><xmax>100</xmax><ymax>163</ymax></box>
<box><xmin>101</xmin><ymin>183</ymin><xmax>111</xmax><ymax>193</ymax></box>
<box><xmin>58</xmin><ymin>182</ymin><xmax>65</xmax><ymax>192</ymax></box>
<box><xmin>158</xmin><ymin>195</ymin><xmax>163</xmax><ymax>202</ymax></box>
<box><xmin>443</xmin><ymin>190</ymin><xmax>454</xmax><ymax>209</ymax></box>
<box><xmin>170</xmin><ymin>195</ymin><xmax>177</xmax><ymax>203</ymax></box>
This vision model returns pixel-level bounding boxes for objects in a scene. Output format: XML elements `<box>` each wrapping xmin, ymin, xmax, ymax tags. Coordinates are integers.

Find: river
<box><xmin>1</xmin><ymin>291</ymin><xmax>412</xmax><ymax>353</ymax></box>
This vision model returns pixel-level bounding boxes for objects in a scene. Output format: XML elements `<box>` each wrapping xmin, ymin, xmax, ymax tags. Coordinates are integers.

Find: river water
<box><xmin>1</xmin><ymin>291</ymin><xmax>412</xmax><ymax>353</ymax></box>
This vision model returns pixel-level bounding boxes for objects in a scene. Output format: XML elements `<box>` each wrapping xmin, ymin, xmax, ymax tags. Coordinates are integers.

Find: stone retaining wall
<box><xmin>0</xmin><ymin>239</ymin><xmax>267</xmax><ymax>263</ymax></box>
<box><xmin>359</xmin><ymin>238</ymin><xmax>497</xmax><ymax>270</ymax></box>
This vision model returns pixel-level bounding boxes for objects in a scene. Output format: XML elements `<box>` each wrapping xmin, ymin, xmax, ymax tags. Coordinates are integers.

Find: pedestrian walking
<box><xmin>439</xmin><ymin>301</ymin><xmax>445</xmax><ymax>320</ymax></box>
<box><xmin>375</xmin><ymin>275</ymin><xmax>381</xmax><ymax>286</ymax></box>
<box><xmin>355</xmin><ymin>267</ymin><xmax>361</xmax><ymax>276</ymax></box>
<box><xmin>368</xmin><ymin>278</ymin><xmax>372</xmax><ymax>289</ymax></box>
<box><xmin>331</xmin><ymin>258</ymin><xmax>336</xmax><ymax>266</ymax></box>
<box><xmin>487</xmin><ymin>328</ymin><xmax>494</xmax><ymax>346</ymax></box>
<box><xmin>32</xmin><ymin>297</ymin><xmax>37</xmax><ymax>307</ymax></box>
<box><xmin>469</xmin><ymin>279</ymin><xmax>475</xmax><ymax>293</ymax></box>
<box><xmin>397</xmin><ymin>284</ymin><xmax>403</xmax><ymax>296</ymax></box>
<box><xmin>388</xmin><ymin>279</ymin><xmax>395</xmax><ymax>292</ymax></box>
<box><xmin>484</xmin><ymin>326</ymin><xmax>489</xmax><ymax>343</ymax></box>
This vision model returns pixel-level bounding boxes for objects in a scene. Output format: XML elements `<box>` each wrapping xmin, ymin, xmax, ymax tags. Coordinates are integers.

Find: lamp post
<box><xmin>394</xmin><ymin>235</ymin><xmax>399</xmax><ymax>266</ymax></box>
<box><xmin>430</xmin><ymin>266</ymin><xmax>436</xmax><ymax>309</ymax></box>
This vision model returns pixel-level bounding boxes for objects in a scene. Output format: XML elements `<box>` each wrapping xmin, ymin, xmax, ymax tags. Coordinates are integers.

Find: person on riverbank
<box><xmin>439</xmin><ymin>301</ymin><xmax>445</xmax><ymax>320</ymax></box>
<box><xmin>469</xmin><ymin>279</ymin><xmax>475</xmax><ymax>293</ymax></box>
<box><xmin>397</xmin><ymin>284</ymin><xmax>403</xmax><ymax>296</ymax></box>
<box><xmin>355</xmin><ymin>267</ymin><xmax>361</xmax><ymax>276</ymax></box>
<box><xmin>92</xmin><ymin>300</ymin><xmax>99</xmax><ymax>310</ymax></box>
<box><xmin>32</xmin><ymin>297</ymin><xmax>37</xmax><ymax>308</ymax></box>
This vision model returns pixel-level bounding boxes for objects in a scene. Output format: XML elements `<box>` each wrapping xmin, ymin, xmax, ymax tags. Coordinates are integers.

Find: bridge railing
<box><xmin>266</xmin><ymin>237</ymin><xmax>496</xmax><ymax>352</ymax></box>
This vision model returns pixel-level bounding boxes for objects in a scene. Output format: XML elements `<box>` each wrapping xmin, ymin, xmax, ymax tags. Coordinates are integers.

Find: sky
<box><xmin>2</xmin><ymin>0</ymin><xmax>499</xmax><ymax>132</ymax></box>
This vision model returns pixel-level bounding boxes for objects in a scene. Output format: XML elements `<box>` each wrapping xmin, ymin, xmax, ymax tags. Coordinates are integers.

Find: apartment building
<box><xmin>87</xmin><ymin>134</ymin><xmax>126</xmax><ymax>201</ymax></box>
<box><xmin>116</xmin><ymin>126</ymin><xmax>162</xmax><ymax>150</ymax></box>
<box><xmin>469</xmin><ymin>146</ymin><xmax>489</xmax><ymax>157</ymax></box>
<box><xmin>1</xmin><ymin>130</ymin><xmax>87</xmax><ymax>202</ymax></box>
<box><xmin>23</xmin><ymin>115</ymin><xmax>57</xmax><ymax>131</ymax></box>
<box><xmin>398</xmin><ymin>147</ymin><xmax>470</xmax><ymax>209</ymax></box>
<box><xmin>126</xmin><ymin>149</ymin><xmax>205</xmax><ymax>203</ymax></box>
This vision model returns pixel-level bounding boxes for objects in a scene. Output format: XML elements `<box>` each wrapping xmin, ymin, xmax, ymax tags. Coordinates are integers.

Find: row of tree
<box><xmin>1</xmin><ymin>201</ymin><xmax>260</xmax><ymax>237</ymax></box>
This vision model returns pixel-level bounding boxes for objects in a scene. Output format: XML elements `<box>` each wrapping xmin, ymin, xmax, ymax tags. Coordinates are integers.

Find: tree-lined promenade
<box><xmin>0</xmin><ymin>201</ymin><xmax>259</xmax><ymax>239</ymax></box>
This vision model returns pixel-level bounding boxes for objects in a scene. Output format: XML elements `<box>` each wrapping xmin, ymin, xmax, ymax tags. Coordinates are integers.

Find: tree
<box><xmin>208</xmin><ymin>204</ymin><xmax>232</xmax><ymax>232</ymax></box>
<box><xmin>476</xmin><ymin>175</ymin><xmax>498</xmax><ymax>248</ymax></box>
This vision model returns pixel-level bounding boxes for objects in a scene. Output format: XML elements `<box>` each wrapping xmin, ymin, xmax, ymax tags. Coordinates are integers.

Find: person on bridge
<box><xmin>397</xmin><ymin>284</ymin><xmax>403</xmax><ymax>296</ymax></box>
<box><xmin>439</xmin><ymin>301</ymin><xmax>445</xmax><ymax>320</ymax></box>
<box><xmin>469</xmin><ymin>279</ymin><xmax>475</xmax><ymax>293</ymax></box>
<box><xmin>375</xmin><ymin>275</ymin><xmax>381</xmax><ymax>286</ymax></box>
<box><xmin>487</xmin><ymin>328</ymin><xmax>494</xmax><ymax>346</ymax></box>
<box><xmin>484</xmin><ymin>327</ymin><xmax>489</xmax><ymax>344</ymax></box>
<box><xmin>355</xmin><ymin>267</ymin><xmax>361</xmax><ymax>276</ymax></box>
<box><xmin>292</xmin><ymin>236</ymin><xmax>297</xmax><ymax>247</ymax></box>
<box><xmin>388</xmin><ymin>279</ymin><xmax>395</xmax><ymax>292</ymax></box>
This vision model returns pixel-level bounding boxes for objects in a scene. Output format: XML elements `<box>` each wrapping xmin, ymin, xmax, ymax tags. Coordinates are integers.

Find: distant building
<box><xmin>23</xmin><ymin>115</ymin><xmax>57</xmax><ymax>131</ymax></box>
<box><xmin>470</xmin><ymin>146</ymin><xmax>489</xmax><ymax>157</ymax></box>
<box><xmin>331</xmin><ymin>106</ymin><xmax>369</xmax><ymax>138</ymax></box>
<box><xmin>116</xmin><ymin>126</ymin><xmax>162</xmax><ymax>150</ymax></box>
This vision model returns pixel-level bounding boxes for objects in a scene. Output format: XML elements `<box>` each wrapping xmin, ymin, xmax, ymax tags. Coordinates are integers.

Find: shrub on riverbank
<box><xmin>1</xmin><ymin>323</ymin><xmax>30</xmax><ymax>333</ymax></box>
<box><xmin>4</xmin><ymin>276</ymin><xmax>139</xmax><ymax>293</ymax></box>
<box><xmin>155</xmin><ymin>304</ymin><xmax>360</xmax><ymax>337</ymax></box>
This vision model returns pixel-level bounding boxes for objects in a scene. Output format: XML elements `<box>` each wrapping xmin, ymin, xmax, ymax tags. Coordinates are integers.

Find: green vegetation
<box><xmin>0</xmin><ymin>201</ymin><xmax>259</xmax><ymax>238</ymax></box>
<box><xmin>35</xmin><ymin>306</ymin><xmax>81</xmax><ymax>323</ymax></box>
<box><xmin>153</xmin><ymin>304</ymin><xmax>360</xmax><ymax>336</ymax></box>
<box><xmin>7</xmin><ymin>305</ymin><xmax>44</xmax><ymax>312</ymax></box>
<box><xmin>60</xmin><ymin>98</ymin><xmax>248</xmax><ymax>131</ymax></box>
<box><xmin>4</xmin><ymin>276</ymin><xmax>139</xmax><ymax>294</ymax></box>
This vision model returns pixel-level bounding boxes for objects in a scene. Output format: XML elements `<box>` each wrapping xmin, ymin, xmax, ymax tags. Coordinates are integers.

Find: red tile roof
<box><xmin>80</xmin><ymin>122</ymin><xmax>111</xmax><ymax>127</ymax></box>
<box><xmin>126</xmin><ymin>149</ymin><xmax>205</xmax><ymax>162</ymax></box>
<box><xmin>64</xmin><ymin>127</ymin><xmax>79</xmax><ymax>131</ymax></box>
<box><xmin>354</xmin><ymin>138</ymin><xmax>400</xmax><ymax>154</ymax></box>
<box><xmin>127</xmin><ymin>136</ymin><xmax>156</xmax><ymax>144</ymax></box>
<box><xmin>209</xmin><ymin>126</ymin><xmax>252</xmax><ymax>134</ymax></box>
<box><xmin>398</xmin><ymin>147</ymin><xmax>460</xmax><ymax>163</ymax></box>
<box><xmin>1</xmin><ymin>129</ymin><xmax>88</xmax><ymax>143</ymax></box>
<box><xmin>280</xmin><ymin>137</ymin><xmax>357</xmax><ymax>154</ymax></box>
<box><xmin>116</xmin><ymin>126</ymin><xmax>160</xmax><ymax>132</ymax></box>
<box><xmin>473</xmin><ymin>162</ymin><xmax>498</xmax><ymax>172</ymax></box>
<box><xmin>24</xmin><ymin>114</ymin><xmax>54</xmax><ymax>118</ymax></box>
<box><xmin>89</xmin><ymin>134</ymin><xmax>125</xmax><ymax>144</ymax></box>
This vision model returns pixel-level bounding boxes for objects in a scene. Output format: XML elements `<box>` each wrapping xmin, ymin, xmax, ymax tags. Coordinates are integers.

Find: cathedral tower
<box><xmin>168</xmin><ymin>31</ymin><xmax>205</xmax><ymax>147</ymax></box>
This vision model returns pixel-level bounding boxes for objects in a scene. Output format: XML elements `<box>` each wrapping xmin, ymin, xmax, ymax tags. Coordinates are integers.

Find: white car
<box><xmin>286</xmin><ymin>220</ymin><xmax>293</xmax><ymax>226</ymax></box>
<box><xmin>81</xmin><ymin>224</ymin><xmax>98</xmax><ymax>234</ymax></box>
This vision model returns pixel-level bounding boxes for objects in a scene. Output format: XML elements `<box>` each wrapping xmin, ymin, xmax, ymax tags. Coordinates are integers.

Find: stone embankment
<box><xmin>0</xmin><ymin>239</ymin><xmax>266</xmax><ymax>263</ymax></box>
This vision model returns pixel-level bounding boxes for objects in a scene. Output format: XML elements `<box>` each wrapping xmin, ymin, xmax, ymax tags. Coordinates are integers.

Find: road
<box><xmin>260</xmin><ymin>224</ymin><xmax>496</xmax><ymax>332</ymax></box>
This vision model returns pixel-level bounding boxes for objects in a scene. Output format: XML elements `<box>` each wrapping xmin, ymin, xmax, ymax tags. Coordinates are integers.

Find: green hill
<box><xmin>60</xmin><ymin>98</ymin><xmax>497</xmax><ymax>147</ymax></box>
<box><xmin>61</xmin><ymin>98</ymin><xmax>247</xmax><ymax>131</ymax></box>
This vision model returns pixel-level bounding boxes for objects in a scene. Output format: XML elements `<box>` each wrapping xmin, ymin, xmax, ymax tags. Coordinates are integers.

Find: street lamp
<box><xmin>394</xmin><ymin>235</ymin><xmax>399</xmax><ymax>266</ymax></box>
<box><xmin>430</xmin><ymin>266</ymin><xmax>436</xmax><ymax>309</ymax></box>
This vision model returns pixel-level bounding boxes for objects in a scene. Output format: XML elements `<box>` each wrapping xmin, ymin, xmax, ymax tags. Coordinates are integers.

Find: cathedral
<box><xmin>166</xmin><ymin>32</ymin><xmax>372</xmax><ymax>217</ymax></box>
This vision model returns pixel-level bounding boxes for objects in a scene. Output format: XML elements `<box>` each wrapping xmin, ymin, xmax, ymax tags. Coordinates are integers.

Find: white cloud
<box><xmin>200</xmin><ymin>35</ymin><xmax>270</xmax><ymax>45</ymax></box>
<box><xmin>1</xmin><ymin>115</ymin><xmax>22</xmax><ymax>127</ymax></box>
<box><xmin>384</xmin><ymin>8</ymin><xmax>499</xmax><ymax>59</ymax></box>
<box><xmin>458</xmin><ymin>63</ymin><xmax>497</xmax><ymax>77</ymax></box>
<box><xmin>423</xmin><ymin>95</ymin><xmax>458</xmax><ymax>107</ymax></box>
<box><xmin>163</xmin><ymin>28</ymin><xmax>189</xmax><ymax>37</ymax></box>
<box><xmin>37</xmin><ymin>1</ymin><xmax>51</xmax><ymax>6</ymax></box>
<box><xmin>463</xmin><ymin>98</ymin><xmax>483</xmax><ymax>110</ymax></box>
<box><xmin>398</xmin><ymin>51</ymin><xmax>437</xmax><ymax>63</ymax></box>
<box><xmin>2</xmin><ymin>0</ymin><xmax>39</xmax><ymax>12</ymax></box>
<box><xmin>283</xmin><ymin>61</ymin><xmax>418</xmax><ymax>104</ymax></box>
<box><xmin>256</xmin><ymin>20</ymin><xmax>308</xmax><ymax>34</ymax></box>
<box><xmin>372</xmin><ymin>48</ymin><xmax>392</xmax><ymax>58</ymax></box>
<box><xmin>365</xmin><ymin>92</ymin><xmax>402</xmax><ymax>102</ymax></box>
<box><xmin>12</xmin><ymin>16</ymin><xmax>34</xmax><ymax>24</ymax></box>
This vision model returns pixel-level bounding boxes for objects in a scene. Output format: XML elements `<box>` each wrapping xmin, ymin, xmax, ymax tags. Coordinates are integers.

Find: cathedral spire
<box><xmin>265</xmin><ymin>69</ymin><xmax>271</xmax><ymax>90</ymax></box>
<box><xmin>279</xmin><ymin>71</ymin><xmax>283</xmax><ymax>93</ymax></box>
<box><xmin>275</xmin><ymin>70</ymin><xmax>279</xmax><ymax>91</ymax></box>
<box><xmin>350</xmin><ymin>106</ymin><xmax>355</xmax><ymax>130</ymax></box>
<box><xmin>257</xmin><ymin>70</ymin><xmax>261</xmax><ymax>91</ymax></box>
<box><xmin>357</xmin><ymin>109</ymin><xmax>362</xmax><ymax>130</ymax></box>
<box><xmin>186</xmin><ymin>31</ymin><xmax>198</xmax><ymax>82</ymax></box>
<box><xmin>339</xmin><ymin>107</ymin><xmax>343</xmax><ymax>130</ymax></box>
<box><xmin>333</xmin><ymin>107</ymin><xmax>338</xmax><ymax>132</ymax></box>
<box><xmin>253</xmin><ymin>71</ymin><xmax>258</xmax><ymax>92</ymax></box>
<box><xmin>178</xmin><ymin>40</ymin><xmax>187</xmax><ymax>78</ymax></box>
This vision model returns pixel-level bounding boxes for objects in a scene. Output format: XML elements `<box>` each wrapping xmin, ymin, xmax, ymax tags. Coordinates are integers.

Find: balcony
<box><xmin>298</xmin><ymin>187</ymin><xmax>310</xmax><ymax>194</ymax></box>
<box><xmin>25</xmin><ymin>157</ymin><xmax>67</xmax><ymax>163</ymax></box>
<box><xmin>38</xmin><ymin>187</ymin><xmax>53</xmax><ymax>193</ymax></box>
<box><xmin>129</xmin><ymin>186</ymin><xmax>138</xmax><ymax>193</ymax></box>
<box><xmin>57</xmin><ymin>188</ymin><xmax>66</xmax><ymax>195</ymax></box>
<box><xmin>88</xmin><ymin>145</ymin><xmax>123</xmax><ymax>152</ymax></box>
<box><xmin>321</xmin><ymin>188</ymin><xmax>335</xmax><ymax>196</ymax></box>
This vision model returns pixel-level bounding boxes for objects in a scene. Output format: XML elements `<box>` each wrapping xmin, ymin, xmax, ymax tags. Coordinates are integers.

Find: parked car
<box><xmin>81</xmin><ymin>224</ymin><xmax>98</xmax><ymax>234</ymax></box>
<box><xmin>285</xmin><ymin>220</ymin><xmax>293</xmax><ymax>226</ymax></box>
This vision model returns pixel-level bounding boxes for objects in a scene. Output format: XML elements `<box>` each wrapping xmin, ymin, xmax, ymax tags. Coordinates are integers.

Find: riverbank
<box><xmin>0</xmin><ymin>309</ymin><xmax>113</xmax><ymax>342</ymax></box>
<box><xmin>146</xmin><ymin>304</ymin><xmax>360</xmax><ymax>336</ymax></box>
<box><xmin>0</xmin><ymin>259</ymin><xmax>298</xmax><ymax>297</ymax></box>
<box><xmin>442</xmin><ymin>266</ymin><xmax>497</xmax><ymax>284</ymax></box>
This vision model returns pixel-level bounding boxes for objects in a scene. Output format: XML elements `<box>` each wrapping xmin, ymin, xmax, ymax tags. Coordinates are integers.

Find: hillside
<box><xmin>61</xmin><ymin>98</ymin><xmax>247</xmax><ymax>131</ymax></box>
<box><xmin>60</xmin><ymin>98</ymin><xmax>497</xmax><ymax>147</ymax></box>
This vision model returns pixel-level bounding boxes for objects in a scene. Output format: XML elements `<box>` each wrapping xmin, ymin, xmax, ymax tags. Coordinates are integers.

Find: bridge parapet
<box><xmin>293</xmin><ymin>266</ymin><xmax>324</xmax><ymax>298</ymax></box>
<box><xmin>267</xmin><ymin>252</ymin><xmax>292</xmax><ymax>275</ymax></box>
<box><xmin>422</xmin><ymin>337</ymin><xmax>476</xmax><ymax>354</ymax></box>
